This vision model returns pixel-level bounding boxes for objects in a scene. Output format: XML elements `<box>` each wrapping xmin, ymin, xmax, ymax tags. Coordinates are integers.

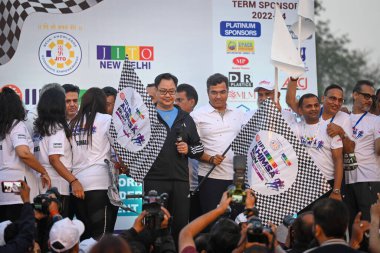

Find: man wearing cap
<box><xmin>49</xmin><ymin>218</ymin><xmax>85</xmax><ymax>253</ymax></box>
<box><xmin>245</xmin><ymin>80</ymin><xmax>297</xmax><ymax>125</ymax></box>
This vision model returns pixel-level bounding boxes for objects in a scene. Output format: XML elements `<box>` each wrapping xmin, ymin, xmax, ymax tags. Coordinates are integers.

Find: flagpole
<box><xmin>274</xmin><ymin>67</ymin><xmax>279</xmax><ymax>103</ymax></box>
<box><xmin>189</xmin><ymin>144</ymin><xmax>232</xmax><ymax>197</ymax></box>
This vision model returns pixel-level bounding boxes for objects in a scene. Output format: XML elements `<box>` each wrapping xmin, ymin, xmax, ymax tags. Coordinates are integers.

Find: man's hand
<box><xmin>329</xmin><ymin>191</ymin><xmax>342</xmax><ymax>201</ymax></box>
<box><xmin>327</xmin><ymin>123</ymin><xmax>344</xmax><ymax>138</ymax></box>
<box><xmin>217</xmin><ymin>191</ymin><xmax>232</xmax><ymax>213</ymax></box>
<box><xmin>176</xmin><ymin>141</ymin><xmax>188</xmax><ymax>155</ymax></box>
<box><xmin>133</xmin><ymin>210</ymin><xmax>147</xmax><ymax>233</ymax></box>
<box><xmin>350</xmin><ymin>212</ymin><xmax>370</xmax><ymax>249</ymax></box>
<box><xmin>212</xmin><ymin>154</ymin><xmax>225</xmax><ymax>165</ymax></box>
<box><xmin>371</xmin><ymin>193</ymin><xmax>380</xmax><ymax>222</ymax></box>
<box><xmin>71</xmin><ymin>180</ymin><xmax>85</xmax><ymax>199</ymax></box>
<box><xmin>18</xmin><ymin>181</ymin><xmax>30</xmax><ymax>203</ymax></box>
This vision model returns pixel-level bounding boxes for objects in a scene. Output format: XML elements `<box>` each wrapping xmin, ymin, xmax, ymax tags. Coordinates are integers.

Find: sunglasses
<box><xmin>357</xmin><ymin>91</ymin><xmax>377</xmax><ymax>101</ymax></box>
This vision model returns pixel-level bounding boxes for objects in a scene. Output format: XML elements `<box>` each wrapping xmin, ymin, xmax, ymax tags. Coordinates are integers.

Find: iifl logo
<box><xmin>97</xmin><ymin>45</ymin><xmax>154</xmax><ymax>70</ymax></box>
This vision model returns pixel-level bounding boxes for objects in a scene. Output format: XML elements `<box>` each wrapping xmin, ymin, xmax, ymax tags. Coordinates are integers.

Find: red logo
<box><xmin>281</xmin><ymin>77</ymin><xmax>308</xmax><ymax>90</ymax></box>
<box><xmin>233</xmin><ymin>57</ymin><xmax>249</xmax><ymax>66</ymax></box>
<box><xmin>1</xmin><ymin>84</ymin><xmax>23</xmax><ymax>99</ymax></box>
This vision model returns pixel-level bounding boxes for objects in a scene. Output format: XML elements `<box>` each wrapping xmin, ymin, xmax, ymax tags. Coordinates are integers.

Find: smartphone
<box><xmin>1</xmin><ymin>181</ymin><xmax>21</xmax><ymax>193</ymax></box>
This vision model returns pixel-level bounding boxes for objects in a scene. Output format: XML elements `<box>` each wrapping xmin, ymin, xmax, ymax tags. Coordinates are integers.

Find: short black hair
<box><xmin>154</xmin><ymin>73</ymin><xmax>178</xmax><ymax>88</ymax></box>
<box><xmin>298</xmin><ymin>93</ymin><xmax>319</xmax><ymax>107</ymax></box>
<box><xmin>312</xmin><ymin>198</ymin><xmax>348</xmax><ymax>238</ymax></box>
<box><xmin>207</xmin><ymin>73</ymin><xmax>228</xmax><ymax>92</ymax></box>
<box><xmin>209</xmin><ymin>218</ymin><xmax>241</xmax><ymax>253</ymax></box>
<box><xmin>102</xmin><ymin>86</ymin><xmax>117</xmax><ymax>98</ymax></box>
<box><xmin>177</xmin><ymin>83</ymin><xmax>198</xmax><ymax>106</ymax></box>
<box><xmin>353</xmin><ymin>80</ymin><xmax>374</xmax><ymax>93</ymax></box>
<box><xmin>62</xmin><ymin>83</ymin><xmax>80</xmax><ymax>94</ymax></box>
<box><xmin>146</xmin><ymin>83</ymin><xmax>155</xmax><ymax>88</ymax></box>
<box><xmin>376</xmin><ymin>88</ymin><xmax>380</xmax><ymax>97</ymax></box>
<box><xmin>324</xmin><ymin>84</ymin><xmax>343</xmax><ymax>96</ymax></box>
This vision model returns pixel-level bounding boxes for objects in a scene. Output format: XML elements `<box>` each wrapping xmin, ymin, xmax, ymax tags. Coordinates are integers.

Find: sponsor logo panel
<box><xmin>220</xmin><ymin>21</ymin><xmax>261</xmax><ymax>37</ymax></box>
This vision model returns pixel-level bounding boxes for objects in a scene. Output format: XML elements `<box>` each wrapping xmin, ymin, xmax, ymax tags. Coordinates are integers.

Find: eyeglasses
<box><xmin>357</xmin><ymin>91</ymin><xmax>377</xmax><ymax>101</ymax></box>
<box><xmin>326</xmin><ymin>96</ymin><xmax>344</xmax><ymax>104</ymax></box>
<box><xmin>158</xmin><ymin>89</ymin><xmax>176</xmax><ymax>96</ymax></box>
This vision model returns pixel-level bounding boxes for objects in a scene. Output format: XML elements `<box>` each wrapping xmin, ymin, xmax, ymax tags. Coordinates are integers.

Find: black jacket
<box><xmin>145</xmin><ymin>107</ymin><xmax>203</xmax><ymax>181</ymax></box>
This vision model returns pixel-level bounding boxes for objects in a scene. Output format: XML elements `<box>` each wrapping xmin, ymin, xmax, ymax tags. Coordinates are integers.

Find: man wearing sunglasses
<box><xmin>143</xmin><ymin>73</ymin><xmax>204</xmax><ymax>244</ymax></box>
<box><xmin>345</xmin><ymin>80</ymin><xmax>380</xmax><ymax>231</ymax></box>
<box><xmin>286</xmin><ymin>80</ymin><xmax>356</xmax><ymax>199</ymax></box>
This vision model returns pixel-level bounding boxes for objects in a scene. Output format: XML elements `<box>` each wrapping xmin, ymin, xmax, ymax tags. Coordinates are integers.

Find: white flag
<box><xmin>271</xmin><ymin>5</ymin><xmax>305</xmax><ymax>78</ymax></box>
<box><xmin>292</xmin><ymin>0</ymin><xmax>315</xmax><ymax>42</ymax></box>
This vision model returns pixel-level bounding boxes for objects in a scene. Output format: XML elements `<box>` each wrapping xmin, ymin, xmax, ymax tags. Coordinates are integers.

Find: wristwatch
<box><xmin>333</xmin><ymin>188</ymin><xmax>341</xmax><ymax>194</ymax></box>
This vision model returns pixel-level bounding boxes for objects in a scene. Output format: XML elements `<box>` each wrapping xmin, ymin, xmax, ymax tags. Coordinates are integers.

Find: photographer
<box><xmin>0</xmin><ymin>181</ymin><xmax>35</xmax><ymax>253</ymax></box>
<box><xmin>34</xmin><ymin>188</ymin><xmax>64</xmax><ymax>253</ymax></box>
<box><xmin>119</xmin><ymin>206</ymin><xmax>175</xmax><ymax>253</ymax></box>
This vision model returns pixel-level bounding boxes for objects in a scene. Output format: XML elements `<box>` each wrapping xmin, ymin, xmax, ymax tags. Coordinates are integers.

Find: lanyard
<box><xmin>352</xmin><ymin>112</ymin><xmax>368</xmax><ymax>129</ymax></box>
<box><xmin>319</xmin><ymin>107</ymin><xmax>336</xmax><ymax>123</ymax></box>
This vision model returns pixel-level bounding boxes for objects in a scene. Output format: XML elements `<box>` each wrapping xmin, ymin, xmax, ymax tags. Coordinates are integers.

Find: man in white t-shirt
<box><xmin>62</xmin><ymin>84</ymin><xmax>80</xmax><ymax>122</ymax></box>
<box><xmin>290</xmin><ymin>93</ymin><xmax>344</xmax><ymax>201</ymax></box>
<box><xmin>244</xmin><ymin>80</ymin><xmax>297</xmax><ymax>125</ymax></box>
<box><xmin>286</xmin><ymin>80</ymin><xmax>356</xmax><ymax>182</ymax></box>
<box><xmin>191</xmin><ymin>73</ymin><xmax>246</xmax><ymax>215</ymax></box>
<box><xmin>345</xmin><ymin>80</ymin><xmax>380</xmax><ymax>225</ymax></box>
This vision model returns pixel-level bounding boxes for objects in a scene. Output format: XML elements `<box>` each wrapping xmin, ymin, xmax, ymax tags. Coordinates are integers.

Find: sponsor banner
<box><xmin>226</xmin><ymin>40</ymin><xmax>255</xmax><ymax>54</ymax></box>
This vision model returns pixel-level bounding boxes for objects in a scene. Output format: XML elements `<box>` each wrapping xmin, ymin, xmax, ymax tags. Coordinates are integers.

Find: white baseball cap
<box><xmin>254</xmin><ymin>80</ymin><xmax>275</xmax><ymax>92</ymax></box>
<box><xmin>0</xmin><ymin>220</ymin><xmax>12</xmax><ymax>246</ymax></box>
<box><xmin>49</xmin><ymin>218</ymin><xmax>85</xmax><ymax>252</ymax></box>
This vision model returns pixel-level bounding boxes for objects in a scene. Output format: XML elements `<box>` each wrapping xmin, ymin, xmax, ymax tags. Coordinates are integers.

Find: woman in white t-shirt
<box><xmin>69</xmin><ymin>87</ymin><xmax>117</xmax><ymax>239</ymax></box>
<box><xmin>0</xmin><ymin>87</ymin><xmax>51</xmax><ymax>222</ymax></box>
<box><xmin>33</xmin><ymin>88</ymin><xmax>85</xmax><ymax>217</ymax></box>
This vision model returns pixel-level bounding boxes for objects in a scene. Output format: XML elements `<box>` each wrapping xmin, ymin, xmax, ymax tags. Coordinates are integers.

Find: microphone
<box><xmin>176</xmin><ymin>126</ymin><xmax>185</xmax><ymax>158</ymax></box>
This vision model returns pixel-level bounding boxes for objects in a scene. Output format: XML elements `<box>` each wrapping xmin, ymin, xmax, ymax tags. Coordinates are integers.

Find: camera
<box><xmin>1</xmin><ymin>181</ymin><xmax>21</xmax><ymax>193</ymax></box>
<box><xmin>142</xmin><ymin>190</ymin><xmax>168</xmax><ymax>230</ymax></box>
<box><xmin>33</xmin><ymin>187</ymin><xmax>62</xmax><ymax>216</ymax></box>
<box><xmin>247</xmin><ymin>216</ymin><xmax>273</xmax><ymax>245</ymax></box>
<box><xmin>283</xmin><ymin>213</ymin><xmax>297</xmax><ymax>228</ymax></box>
<box><xmin>227</xmin><ymin>155</ymin><xmax>247</xmax><ymax>204</ymax></box>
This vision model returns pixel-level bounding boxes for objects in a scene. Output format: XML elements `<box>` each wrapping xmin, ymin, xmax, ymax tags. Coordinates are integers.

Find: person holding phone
<box><xmin>0</xmin><ymin>87</ymin><xmax>51</xmax><ymax>222</ymax></box>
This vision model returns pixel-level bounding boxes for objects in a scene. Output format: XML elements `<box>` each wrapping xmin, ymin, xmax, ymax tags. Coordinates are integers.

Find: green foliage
<box><xmin>315</xmin><ymin>0</ymin><xmax>380</xmax><ymax>102</ymax></box>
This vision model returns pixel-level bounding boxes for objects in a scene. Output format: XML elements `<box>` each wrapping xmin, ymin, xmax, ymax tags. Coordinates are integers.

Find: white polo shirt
<box><xmin>291</xmin><ymin>121</ymin><xmax>343</xmax><ymax>180</ymax></box>
<box><xmin>190</xmin><ymin>103</ymin><xmax>245</xmax><ymax>180</ymax></box>
<box><xmin>346</xmin><ymin>112</ymin><xmax>380</xmax><ymax>184</ymax></box>
<box><xmin>33</xmin><ymin>128</ymin><xmax>73</xmax><ymax>195</ymax></box>
<box><xmin>71</xmin><ymin>113</ymin><xmax>111</xmax><ymax>191</ymax></box>
<box><xmin>0</xmin><ymin>121</ymin><xmax>38</xmax><ymax>205</ymax></box>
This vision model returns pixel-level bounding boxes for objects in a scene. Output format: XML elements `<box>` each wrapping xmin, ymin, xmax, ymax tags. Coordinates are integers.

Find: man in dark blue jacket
<box><xmin>144</xmin><ymin>73</ymin><xmax>204</xmax><ymax>245</ymax></box>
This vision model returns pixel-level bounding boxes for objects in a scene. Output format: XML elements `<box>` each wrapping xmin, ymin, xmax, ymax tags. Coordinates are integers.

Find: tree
<box><xmin>315</xmin><ymin>1</ymin><xmax>380</xmax><ymax>101</ymax></box>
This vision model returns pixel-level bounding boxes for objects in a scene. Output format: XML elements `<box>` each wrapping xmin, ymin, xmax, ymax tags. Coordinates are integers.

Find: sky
<box><xmin>316</xmin><ymin>0</ymin><xmax>380</xmax><ymax>66</ymax></box>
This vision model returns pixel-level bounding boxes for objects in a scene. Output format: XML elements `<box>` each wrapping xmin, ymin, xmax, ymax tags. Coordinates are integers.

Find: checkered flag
<box><xmin>231</xmin><ymin>99</ymin><xmax>330</xmax><ymax>225</ymax></box>
<box><xmin>0</xmin><ymin>0</ymin><xmax>103</xmax><ymax>65</ymax></box>
<box><xmin>108</xmin><ymin>55</ymin><xmax>167</xmax><ymax>183</ymax></box>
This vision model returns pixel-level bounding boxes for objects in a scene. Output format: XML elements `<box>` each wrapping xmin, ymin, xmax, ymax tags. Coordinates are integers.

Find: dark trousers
<box><xmin>143</xmin><ymin>180</ymin><xmax>190</xmax><ymax>245</ymax></box>
<box><xmin>198</xmin><ymin>176</ymin><xmax>232</xmax><ymax>214</ymax></box>
<box><xmin>0</xmin><ymin>204</ymin><xmax>23</xmax><ymax>222</ymax></box>
<box><xmin>345</xmin><ymin>182</ymin><xmax>380</xmax><ymax>222</ymax></box>
<box><xmin>72</xmin><ymin>190</ymin><xmax>118</xmax><ymax>240</ymax></box>
<box><xmin>60</xmin><ymin>195</ymin><xmax>71</xmax><ymax>218</ymax></box>
<box><xmin>189</xmin><ymin>191</ymin><xmax>202</xmax><ymax>221</ymax></box>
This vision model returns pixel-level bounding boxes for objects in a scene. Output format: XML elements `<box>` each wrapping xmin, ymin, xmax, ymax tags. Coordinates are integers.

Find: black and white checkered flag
<box><xmin>108</xmin><ymin>56</ymin><xmax>167</xmax><ymax>183</ymax></box>
<box><xmin>231</xmin><ymin>99</ymin><xmax>330</xmax><ymax>225</ymax></box>
<box><xmin>0</xmin><ymin>0</ymin><xmax>103</xmax><ymax>65</ymax></box>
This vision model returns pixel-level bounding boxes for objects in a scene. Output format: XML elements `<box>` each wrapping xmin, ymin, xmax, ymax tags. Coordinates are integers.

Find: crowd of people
<box><xmin>0</xmin><ymin>73</ymin><xmax>380</xmax><ymax>253</ymax></box>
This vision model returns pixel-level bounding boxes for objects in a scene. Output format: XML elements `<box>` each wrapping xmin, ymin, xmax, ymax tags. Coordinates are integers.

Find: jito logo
<box><xmin>97</xmin><ymin>45</ymin><xmax>154</xmax><ymax>70</ymax></box>
<box><xmin>39</xmin><ymin>32</ymin><xmax>82</xmax><ymax>76</ymax></box>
